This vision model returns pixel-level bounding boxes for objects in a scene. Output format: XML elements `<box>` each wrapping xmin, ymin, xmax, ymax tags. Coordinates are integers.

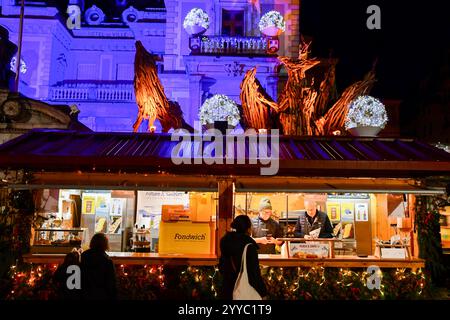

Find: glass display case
<box><xmin>31</xmin><ymin>228</ymin><xmax>87</xmax><ymax>254</ymax></box>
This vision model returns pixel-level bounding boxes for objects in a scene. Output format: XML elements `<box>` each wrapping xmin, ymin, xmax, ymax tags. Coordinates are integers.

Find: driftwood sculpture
<box><xmin>315</xmin><ymin>67</ymin><xmax>376</xmax><ymax>135</ymax></box>
<box><xmin>277</xmin><ymin>42</ymin><xmax>321</xmax><ymax>135</ymax></box>
<box><xmin>240</xmin><ymin>67</ymin><xmax>278</xmax><ymax>129</ymax></box>
<box><xmin>133</xmin><ymin>41</ymin><xmax>189</xmax><ymax>132</ymax></box>
<box><xmin>239</xmin><ymin>40</ymin><xmax>377</xmax><ymax>136</ymax></box>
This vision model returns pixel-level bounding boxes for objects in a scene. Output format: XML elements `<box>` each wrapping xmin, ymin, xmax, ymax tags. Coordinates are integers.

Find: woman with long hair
<box><xmin>218</xmin><ymin>215</ymin><xmax>267</xmax><ymax>299</ymax></box>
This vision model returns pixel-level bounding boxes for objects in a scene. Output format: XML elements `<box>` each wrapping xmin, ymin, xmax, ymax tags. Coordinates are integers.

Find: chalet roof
<box><xmin>1</xmin><ymin>129</ymin><xmax>450</xmax><ymax>180</ymax></box>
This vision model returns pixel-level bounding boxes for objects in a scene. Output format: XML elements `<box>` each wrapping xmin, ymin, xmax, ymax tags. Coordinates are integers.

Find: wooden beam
<box><xmin>217</xmin><ymin>179</ymin><xmax>234</xmax><ymax>255</ymax></box>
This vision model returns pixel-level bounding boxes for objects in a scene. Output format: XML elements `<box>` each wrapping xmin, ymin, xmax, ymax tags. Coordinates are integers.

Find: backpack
<box><xmin>232</xmin><ymin>243</ymin><xmax>262</xmax><ymax>300</ymax></box>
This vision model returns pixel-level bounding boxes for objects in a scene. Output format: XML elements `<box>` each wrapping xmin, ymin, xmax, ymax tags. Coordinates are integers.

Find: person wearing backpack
<box><xmin>218</xmin><ymin>215</ymin><xmax>267</xmax><ymax>300</ymax></box>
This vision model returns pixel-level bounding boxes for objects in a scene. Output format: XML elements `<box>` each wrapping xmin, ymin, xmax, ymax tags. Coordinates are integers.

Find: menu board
<box><xmin>136</xmin><ymin>191</ymin><xmax>189</xmax><ymax>228</ymax></box>
<box><xmin>289</xmin><ymin>242</ymin><xmax>330</xmax><ymax>258</ymax></box>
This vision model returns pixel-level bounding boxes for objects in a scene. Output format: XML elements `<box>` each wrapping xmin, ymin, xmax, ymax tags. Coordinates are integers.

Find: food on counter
<box><xmin>292</xmin><ymin>252</ymin><xmax>306</xmax><ymax>258</ymax></box>
<box><xmin>292</xmin><ymin>251</ymin><xmax>319</xmax><ymax>259</ymax></box>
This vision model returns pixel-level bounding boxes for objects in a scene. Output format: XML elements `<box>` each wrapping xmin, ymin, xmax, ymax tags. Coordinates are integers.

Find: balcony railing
<box><xmin>194</xmin><ymin>36</ymin><xmax>271</xmax><ymax>56</ymax></box>
<box><xmin>50</xmin><ymin>82</ymin><xmax>135</xmax><ymax>102</ymax></box>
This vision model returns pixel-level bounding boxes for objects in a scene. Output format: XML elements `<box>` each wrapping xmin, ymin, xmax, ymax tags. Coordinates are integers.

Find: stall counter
<box><xmin>23</xmin><ymin>252</ymin><xmax>424</xmax><ymax>270</ymax></box>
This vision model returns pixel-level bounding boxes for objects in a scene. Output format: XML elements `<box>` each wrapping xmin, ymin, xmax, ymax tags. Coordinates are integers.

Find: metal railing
<box><xmin>198</xmin><ymin>36</ymin><xmax>269</xmax><ymax>55</ymax></box>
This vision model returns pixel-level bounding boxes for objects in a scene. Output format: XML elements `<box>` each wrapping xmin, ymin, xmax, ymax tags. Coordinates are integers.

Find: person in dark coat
<box><xmin>294</xmin><ymin>199</ymin><xmax>334</xmax><ymax>238</ymax></box>
<box><xmin>53</xmin><ymin>250</ymin><xmax>81</xmax><ymax>300</ymax></box>
<box><xmin>219</xmin><ymin>215</ymin><xmax>267</xmax><ymax>300</ymax></box>
<box><xmin>80</xmin><ymin>233</ymin><xmax>117</xmax><ymax>300</ymax></box>
<box><xmin>251</xmin><ymin>197</ymin><xmax>284</xmax><ymax>254</ymax></box>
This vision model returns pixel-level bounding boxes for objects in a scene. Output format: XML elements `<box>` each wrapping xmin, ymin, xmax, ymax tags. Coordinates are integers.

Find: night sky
<box><xmin>300</xmin><ymin>0</ymin><xmax>450</xmax><ymax>99</ymax></box>
<box><xmin>50</xmin><ymin>0</ymin><xmax>450</xmax><ymax>101</ymax></box>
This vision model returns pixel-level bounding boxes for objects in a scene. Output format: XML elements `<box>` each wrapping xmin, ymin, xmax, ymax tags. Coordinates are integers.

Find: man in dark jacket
<box><xmin>251</xmin><ymin>198</ymin><xmax>284</xmax><ymax>254</ymax></box>
<box><xmin>294</xmin><ymin>200</ymin><xmax>334</xmax><ymax>238</ymax></box>
<box><xmin>219</xmin><ymin>215</ymin><xmax>267</xmax><ymax>300</ymax></box>
<box><xmin>80</xmin><ymin>233</ymin><xmax>117</xmax><ymax>300</ymax></box>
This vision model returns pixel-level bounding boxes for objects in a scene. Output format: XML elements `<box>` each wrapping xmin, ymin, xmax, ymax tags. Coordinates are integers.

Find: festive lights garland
<box><xmin>4</xmin><ymin>264</ymin><xmax>429</xmax><ymax>300</ymax></box>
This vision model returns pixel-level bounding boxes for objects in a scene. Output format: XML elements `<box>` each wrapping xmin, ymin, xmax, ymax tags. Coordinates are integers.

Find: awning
<box><xmin>234</xmin><ymin>177</ymin><xmax>445</xmax><ymax>194</ymax></box>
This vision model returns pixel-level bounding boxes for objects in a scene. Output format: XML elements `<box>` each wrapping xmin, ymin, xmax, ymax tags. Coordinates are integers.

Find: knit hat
<box><xmin>259</xmin><ymin>197</ymin><xmax>272</xmax><ymax>211</ymax></box>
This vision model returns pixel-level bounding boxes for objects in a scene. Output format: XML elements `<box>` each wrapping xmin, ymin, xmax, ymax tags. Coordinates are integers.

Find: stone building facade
<box><xmin>0</xmin><ymin>0</ymin><xmax>300</xmax><ymax>132</ymax></box>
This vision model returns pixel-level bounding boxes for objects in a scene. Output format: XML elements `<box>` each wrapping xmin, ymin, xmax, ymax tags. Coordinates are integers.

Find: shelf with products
<box><xmin>31</xmin><ymin>227</ymin><xmax>87</xmax><ymax>254</ymax></box>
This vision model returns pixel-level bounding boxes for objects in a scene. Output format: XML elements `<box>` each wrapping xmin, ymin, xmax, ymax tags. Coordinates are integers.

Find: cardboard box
<box><xmin>161</xmin><ymin>204</ymin><xmax>184</xmax><ymax>222</ymax></box>
<box><xmin>189</xmin><ymin>193</ymin><xmax>214</xmax><ymax>222</ymax></box>
<box><xmin>168</xmin><ymin>208</ymin><xmax>191</xmax><ymax>221</ymax></box>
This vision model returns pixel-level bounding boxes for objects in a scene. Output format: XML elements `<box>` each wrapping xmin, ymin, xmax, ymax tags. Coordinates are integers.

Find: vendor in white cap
<box><xmin>251</xmin><ymin>197</ymin><xmax>283</xmax><ymax>254</ymax></box>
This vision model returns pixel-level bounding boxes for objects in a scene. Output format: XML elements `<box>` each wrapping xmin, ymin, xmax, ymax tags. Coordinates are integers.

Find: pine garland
<box><xmin>415</xmin><ymin>196</ymin><xmax>447</xmax><ymax>285</ymax></box>
<box><xmin>3</xmin><ymin>264</ymin><xmax>429</xmax><ymax>300</ymax></box>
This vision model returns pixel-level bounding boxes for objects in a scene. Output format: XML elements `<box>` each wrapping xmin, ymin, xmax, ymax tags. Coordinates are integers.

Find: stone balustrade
<box><xmin>50</xmin><ymin>83</ymin><xmax>135</xmax><ymax>102</ymax></box>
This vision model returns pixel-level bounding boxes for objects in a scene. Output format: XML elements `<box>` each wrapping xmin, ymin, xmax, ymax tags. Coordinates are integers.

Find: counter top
<box><xmin>23</xmin><ymin>252</ymin><xmax>425</xmax><ymax>269</ymax></box>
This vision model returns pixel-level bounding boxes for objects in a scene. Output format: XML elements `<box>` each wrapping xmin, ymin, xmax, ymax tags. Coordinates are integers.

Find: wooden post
<box><xmin>409</xmin><ymin>194</ymin><xmax>418</xmax><ymax>257</ymax></box>
<box><xmin>217</xmin><ymin>178</ymin><xmax>234</xmax><ymax>256</ymax></box>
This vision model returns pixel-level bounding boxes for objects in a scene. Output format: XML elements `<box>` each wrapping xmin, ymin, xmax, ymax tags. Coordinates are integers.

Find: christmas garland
<box><xmin>415</xmin><ymin>195</ymin><xmax>447</xmax><ymax>285</ymax></box>
<box><xmin>0</xmin><ymin>170</ymin><xmax>34</xmax><ymax>298</ymax></box>
<box><xmin>4</xmin><ymin>264</ymin><xmax>429</xmax><ymax>300</ymax></box>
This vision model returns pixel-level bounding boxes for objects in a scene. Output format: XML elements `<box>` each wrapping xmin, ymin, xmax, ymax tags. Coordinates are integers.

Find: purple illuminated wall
<box><xmin>0</xmin><ymin>0</ymin><xmax>299</xmax><ymax>132</ymax></box>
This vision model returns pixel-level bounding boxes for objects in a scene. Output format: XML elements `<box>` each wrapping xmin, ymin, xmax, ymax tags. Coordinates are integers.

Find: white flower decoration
<box><xmin>199</xmin><ymin>94</ymin><xmax>241</xmax><ymax>127</ymax></box>
<box><xmin>345</xmin><ymin>95</ymin><xmax>388</xmax><ymax>129</ymax></box>
<box><xmin>10</xmin><ymin>57</ymin><xmax>27</xmax><ymax>74</ymax></box>
<box><xmin>259</xmin><ymin>11</ymin><xmax>286</xmax><ymax>32</ymax></box>
<box><xmin>183</xmin><ymin>8</ymin><xmax>210</xmax><ymax>30</ymax></box>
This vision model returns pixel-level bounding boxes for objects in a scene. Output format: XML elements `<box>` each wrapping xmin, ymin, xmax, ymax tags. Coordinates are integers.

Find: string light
<box><xmin>5</xmin><ymin>263</ymin><xmax>428</xmax><ymax>300</ymax></box>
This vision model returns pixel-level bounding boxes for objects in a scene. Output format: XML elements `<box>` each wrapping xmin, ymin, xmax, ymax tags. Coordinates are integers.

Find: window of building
<box><xmin>77</xmin><ymin>63</ymin><xmax>99</xmax><ymax>80</ymax></box>
<box><xmin>116</xmin><ymin>64</ymin><xmax>133</xmax><ymax>81</ymax></box>
<box><xmin>222</xmin><ymin>9</ymin><xmax>245</xmax><ymax>36</ymax></box>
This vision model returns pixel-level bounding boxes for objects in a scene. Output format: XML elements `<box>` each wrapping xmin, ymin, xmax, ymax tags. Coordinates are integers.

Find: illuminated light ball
<box><xmin>345</xmin><ymin>95</ymin><xmax>388</xmax><ymax>130</ymax></box>
<box><xmin>10</xmin><ymin>57</ymin><xmax>27</xmax><ymax>74</ymax></box>
<box><xmin>259</xmin><ymin>11</ymin><xmax>286</xmax><ymax>36</ymax></box>
<box><xmin>183</xmin><ymin>8</ymin><xmax>209</xmax><ymax>35</ymax></box>
<box><xmin>199</xmin><ymin>94</ymin><xmax>240</xmax><ymax>127</ymax></box>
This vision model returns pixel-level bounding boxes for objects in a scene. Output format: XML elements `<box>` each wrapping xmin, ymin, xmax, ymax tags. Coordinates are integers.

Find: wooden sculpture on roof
<box><xmin>277</xmin><ymin>42</ymin><xmax>321</xmax><ymax>135</ymax></box>
<box><xmin>315</xmin><ymin>65</ymin><xmax>376</xmax><ymax>135</ymax></box>
<box><xmin>240</xmin><ymin>67</ymin><xmax>279</xmax><ymax>129</ymax></box>
<box><xmin>239</xmin><ymin>40</ymin><xmax>377</xmax><ymax>136</ymax></box>
<box><xmin>133</xmin><ymin>41</ymin><xmax>191</xmax><ymax>133</ymax></box>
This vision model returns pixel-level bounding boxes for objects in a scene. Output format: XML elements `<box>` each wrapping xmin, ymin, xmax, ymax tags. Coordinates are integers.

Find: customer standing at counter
<box><xmin>80</xmin><ymin>233</ymin><xmax>117</xmax><ymax>300</ymax></box>
<box><xmin>251</xmin><ymin>198</ymin><xmax>283</xmax><ymax>254</ymax></box>
<box><xmin>219</xmin><ymin>215</ymin><xmax>267</xmax><ymax>300</ymax></box>
<box><xmin>294</xmin><ymin>199</ymin><xmax>334</xmax><ymax>238</ymax></box>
